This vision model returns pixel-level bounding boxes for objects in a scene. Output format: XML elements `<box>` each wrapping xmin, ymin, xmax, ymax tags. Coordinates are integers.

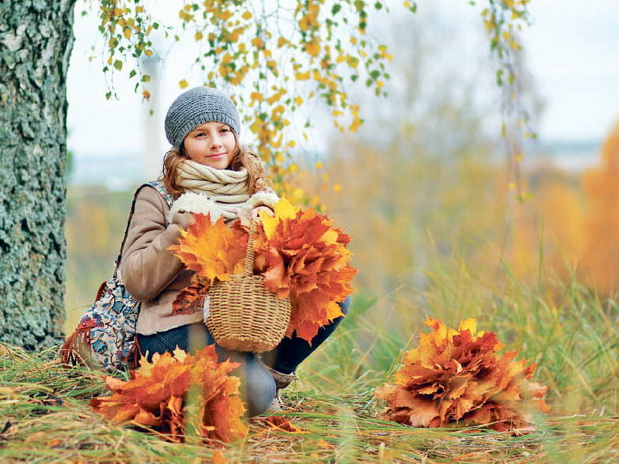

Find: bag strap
<box><xmin>146</xmin><ymin>180</ymin><xmax>174</xmax><ymax>208</ymax></box>
<box><xmin>113</xmin><ymin>180</ymin><xmax>174</xmax><ymax>275</ymax></box>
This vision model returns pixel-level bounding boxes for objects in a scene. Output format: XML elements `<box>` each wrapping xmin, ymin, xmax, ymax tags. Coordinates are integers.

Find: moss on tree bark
<box><xmin>0</xmin><ymin>0</ymin><xmax>76</xmax><ymax>348</ymax></box>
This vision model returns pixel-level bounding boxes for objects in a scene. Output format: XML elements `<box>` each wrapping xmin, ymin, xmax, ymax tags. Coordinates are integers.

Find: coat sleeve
<box><xmin>120</xmin><ymin>186</ymin><xmax>186</xmax><ymax>302</ymax></box>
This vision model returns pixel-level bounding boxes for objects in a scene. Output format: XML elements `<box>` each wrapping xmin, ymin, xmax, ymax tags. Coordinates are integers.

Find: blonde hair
<box><xmin>162</xmin><ymin>136</ymin><xmax>271</xmax><ymax>197</ymax></box>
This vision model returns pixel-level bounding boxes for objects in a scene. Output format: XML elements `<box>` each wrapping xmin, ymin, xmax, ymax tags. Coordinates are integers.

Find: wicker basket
<box><xmin>205</xmin><ymin>220</ymin><xmax>291</xmax><ymax>352</ymax></box>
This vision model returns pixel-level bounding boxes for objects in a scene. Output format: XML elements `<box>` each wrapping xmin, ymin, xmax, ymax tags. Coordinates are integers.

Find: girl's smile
<box><xmin>183</xmin><ymin>121</ymin><xmax>236</xmax><ymax>170</ymax></box>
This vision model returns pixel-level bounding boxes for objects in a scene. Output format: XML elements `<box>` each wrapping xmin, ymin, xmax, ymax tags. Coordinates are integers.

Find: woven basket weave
<box><xmin>206</xmin><ymin>220</ymin><xmax>291</xmax><ymax>352</ymax></box>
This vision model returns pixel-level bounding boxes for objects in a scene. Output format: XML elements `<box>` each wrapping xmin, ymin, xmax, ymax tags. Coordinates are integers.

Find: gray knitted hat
<box><xmin>164</xmin><ymin>86</ymin><xmax>241</xmax><ymax>149</ymax></box>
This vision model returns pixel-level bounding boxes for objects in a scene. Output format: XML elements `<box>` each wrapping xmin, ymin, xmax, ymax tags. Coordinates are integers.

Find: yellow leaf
<box><xmin>258</xmin><ymin>211</ymin><xmax>278</xmax><ymax>240</ymax></box>
<box><xmin>458</xmin><ymin>318</ymin><xmax>477</xmax><ymax>336</ymax></box>
<box><xmin>250</xmin><ymin>91</ymin><xmax>263</xmax><ymax>101</ymax></box>
<box><xmin>295</xmin><ymin>71</ymin><xmax>311</xmax><ymax>81</ymax></box>
<box><xmin>321</xmin><ymin>228</ymin><xmax>338</xmax><ymax>245</ymax></box>
<box><xmin>179</xmin><ymin>80</ymin><xmax>189</xmax><ymax>89</ymax></box>
<box><xmin>259</xmin><ymin>197</ymin><xmax>298</xmax><ymax>239</ymax></box>
<box><xmin>219</xmin><ymin>10</ymin><xmax>233</xmax><ymax>21</ymax></box>
<box><xmin>172</xmin><ymin>346</ymin><xmax>188</xmax><ymax>362</ymax></box>
<box><xmin>305</xmin><ymin>39</ymin><xmax>320</xmax><ymax>57</ymax></box>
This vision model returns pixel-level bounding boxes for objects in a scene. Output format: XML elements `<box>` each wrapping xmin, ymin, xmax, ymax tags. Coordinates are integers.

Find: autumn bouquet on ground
<box><xmin>375</xmin><ymin>318</ymin><xmax>550</xmax><ymax>432</ymax></box>
<box><xmin>91</xmin><ymin>346</ymin><xmax>247</xmax><ymax>443</ymax></box>
<box><xmin>169</xmin><ymin>198</ymin><xmax>357</xmax><ymax>345</ymax></box>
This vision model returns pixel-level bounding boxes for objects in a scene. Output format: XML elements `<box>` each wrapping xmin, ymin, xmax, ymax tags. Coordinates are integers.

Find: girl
<box><xmin>121</xmin><ymin>86</ymin><xmax>349</xmax><ymax>417</ymax></box>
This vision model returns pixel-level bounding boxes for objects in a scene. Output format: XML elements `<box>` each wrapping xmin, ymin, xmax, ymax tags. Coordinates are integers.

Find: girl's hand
<box><xmin>237</xmin><ymin>206</ymin><xmax>274</xmax><ymax>227</ymax></box>
<box><xmin>171</xmin><ymin>211</ymin><xmax>195</xmax><ymax>230</ymax></box>
<box><xmin>251</xmin><ymin>205</ymin><xmax>274</xmax><ymax>219</ymax></box>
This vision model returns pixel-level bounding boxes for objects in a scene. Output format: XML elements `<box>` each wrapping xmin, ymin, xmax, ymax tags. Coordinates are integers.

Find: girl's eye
<box><xmin>220</xmin><ymin>129</ymin><xmax>229</xmax><ymax>134</ymax></box>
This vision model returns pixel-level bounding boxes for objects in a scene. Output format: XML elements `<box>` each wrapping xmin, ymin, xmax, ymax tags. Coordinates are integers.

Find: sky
<box><xmin>522</xmin><ymin>0</ymin><xmax>619</xmax><ymax>142</ymax></box>
<box><xmin>66</xmin><ymin>0</ymin><xmax>619</xmax><ymax>173</ymax></box>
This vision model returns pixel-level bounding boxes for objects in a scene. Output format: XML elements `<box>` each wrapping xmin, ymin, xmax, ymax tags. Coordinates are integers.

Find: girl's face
<box><xmin>183</xmin><ymin>122</ymin><xmax>236</xmax><ymax>170</ymax></box>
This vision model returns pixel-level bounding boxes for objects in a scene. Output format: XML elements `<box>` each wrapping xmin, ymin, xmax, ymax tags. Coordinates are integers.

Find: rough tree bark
<box><xmin>0</xmin><ymin>0</ymin><xmax>76</xmax><ymax>348</ymax></box>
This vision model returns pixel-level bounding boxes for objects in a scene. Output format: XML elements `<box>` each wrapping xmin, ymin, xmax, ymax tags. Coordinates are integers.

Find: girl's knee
<box><xmin>244</xmin><ymin>373</ymin><xmax>276</xmax><ymax>417</ymax></box>
<box><xmin>338</xmin><ymin>296</ymin><xmax>352</xmax><ymax>316</ymax></box>
<box><xmin>224</xmin><ymin>352</ymin><xmax>276</xmax><ymax>417</ymax></box>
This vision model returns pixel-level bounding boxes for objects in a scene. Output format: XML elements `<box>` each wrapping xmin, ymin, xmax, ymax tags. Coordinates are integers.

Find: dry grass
<box><xmin>2</xmin><ymin>342</ymin><xmax>618</xmax><ymax>464</ymax></box>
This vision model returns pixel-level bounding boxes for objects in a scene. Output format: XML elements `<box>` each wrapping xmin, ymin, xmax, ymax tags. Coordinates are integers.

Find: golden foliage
<box><xmin>580</xmin><ymin>119</ymin><xmax>619</xmax><ymax>295</ymax></box>
<box><xmin>94</xmin><ymin>0</ymin><xmax>395</xmax><ymax>203</ymax></box>
<box><xmin>90</xmin><ymin>346</ymin><xmax>247</xmax><ymax>443</ymax></box>
<box><xmin>168</xmin><ymin>213</ymin><xmax>247</xmax><ymax>282</ymax></box>
<box><xmin>93</xmin><ymin>1</ymin><xmax>532</xmax><ymax>204</ymax></box>
<box><xmin>508</xmin><ymin>121</ymin><xmax>619</xmax><ymax>297</ymax></box>
<box><xmin>375</xmin><ymin>318</ymin><xmax>550</xmax><ymax>432</ymax></box>
<box><xmin>510</xmin><ymin>173</ymin><xmax>585</xmax><ymax>282</ymax></box>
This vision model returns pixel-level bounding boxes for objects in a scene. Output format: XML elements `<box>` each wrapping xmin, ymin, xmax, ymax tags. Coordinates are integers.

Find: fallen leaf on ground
<box><xmin>260</xmin><ymin>415</ymin><xmax>307</xmax><ymax>434</ymax></box>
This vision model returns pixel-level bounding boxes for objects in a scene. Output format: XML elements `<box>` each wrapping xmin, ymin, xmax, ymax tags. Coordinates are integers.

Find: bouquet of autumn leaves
<box><xmin>169</xmin><ymin>197</ymin><xmax>357</xmax><ymax>343</ymax></box>
<box><xmin>91</xmin><ymin>346</ymin><xmax>247</xmax><ymax>443</ymax></box>
<box><xmin>375</xmin><ymin>318</ymin><xmax>550</xmax><ymax>432</ymax></box>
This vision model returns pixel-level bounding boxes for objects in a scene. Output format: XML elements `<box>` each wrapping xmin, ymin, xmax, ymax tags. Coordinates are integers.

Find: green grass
<box><xmin>2</xmin><ymin>270</ymin><xmax>618</xmax><ymax>463</ymax></box>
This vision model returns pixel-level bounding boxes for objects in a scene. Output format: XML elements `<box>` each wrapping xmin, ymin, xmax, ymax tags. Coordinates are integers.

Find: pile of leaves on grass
<box><xmin>2</xmin><ymin>343</ymin><xmax>618</xmax><ymax>463</ymax></box>
<box><xmin>91</xmin><ymin>346</ymin><xmax>247</xmax><ymax>443</ymax></box>
<box><xmin>375</xmin><ymin>318</ymin><xmax>550</xmax><ymax>432</ymax></box>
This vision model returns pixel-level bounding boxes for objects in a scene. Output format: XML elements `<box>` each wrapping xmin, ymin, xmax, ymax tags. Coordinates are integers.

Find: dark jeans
<box><xmin>137</xmin><ymin>297</ymin><xmax>351</xmax><ymax>417</ymax></box>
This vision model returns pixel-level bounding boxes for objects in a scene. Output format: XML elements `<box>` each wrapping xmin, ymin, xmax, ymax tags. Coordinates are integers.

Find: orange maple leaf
<box><xmin>375</xmin><ymin>318</ymin><xmax>550</xmax><ymax>432</ymax></box>
<box><xmin>172</xmin><ymin>275</ymin><xmax>211</xmax><ymax>315</ymax></box>
<box><xmin>91</xmin><ymin>346</ymin><xmax>248</xmax><ymax>443</ymax></box>
<box><xmin>168</xmin><ymin>213</ymin><xmax>248</xmax><ymax>282</ymax></box>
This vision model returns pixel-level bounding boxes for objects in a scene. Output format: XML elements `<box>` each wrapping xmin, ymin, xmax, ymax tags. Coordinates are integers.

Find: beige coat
<box><xmin>120</xmin><ymin>186</ymin><xmax>202</xmax><ymax>335</ymax></box>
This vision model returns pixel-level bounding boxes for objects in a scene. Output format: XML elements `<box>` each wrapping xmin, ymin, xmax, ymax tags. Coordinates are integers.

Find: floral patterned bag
<box><xmin>60</xmin><ymin>181</ymin><xmax>173</xmax><ymax>372</ymax></box>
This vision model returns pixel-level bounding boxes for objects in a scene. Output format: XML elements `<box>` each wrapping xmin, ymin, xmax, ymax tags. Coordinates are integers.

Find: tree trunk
<box><xmin>0</xmin><ymin>0</ymin><xmax>76</xmax><ymax>348</ymax></box>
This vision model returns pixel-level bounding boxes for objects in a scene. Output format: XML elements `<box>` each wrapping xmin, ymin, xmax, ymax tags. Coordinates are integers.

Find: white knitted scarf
<box><xmin>178</xmin><ymin>160</ymin><xmax>250</xmax><ymax>200</ymax></box>
<box><xmin>169</xmin><ymin>160</ymin><xmax>278</xmax><ymax>223</ymax></box>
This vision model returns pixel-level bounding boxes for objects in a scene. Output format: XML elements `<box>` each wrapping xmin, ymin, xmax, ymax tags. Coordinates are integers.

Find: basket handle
<box><xmin>243</xmin><ymin>219</ymin><xmax>258</xmax><ymax>277</ymax></box>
